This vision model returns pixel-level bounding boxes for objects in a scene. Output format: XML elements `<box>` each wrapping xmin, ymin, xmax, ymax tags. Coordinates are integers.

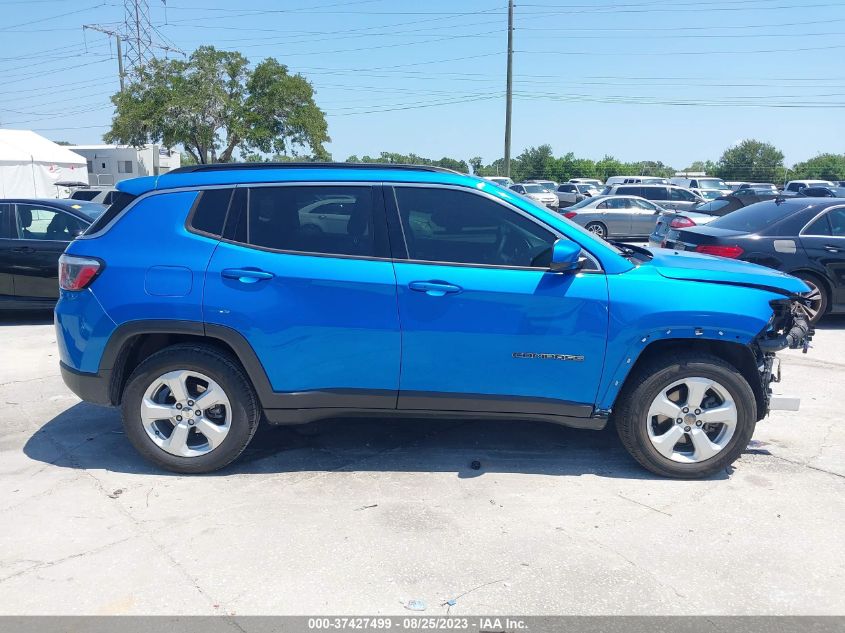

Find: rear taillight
<box><xmin>670</xmin><ymin>216</ymin><xmax>696</xmax><ymax>228</ymax></box>
<box><xmin>563</xmin><ymin>211</ymin><xmax>577</xmax><ymax>219</ymax></box>
<box><xmin>695</xmin><ymin>245</ymin><xmax>744</xmax><ymax>258</ymax></box>
<box><xmin>59</xmin><ymin>254</ymin><xmax>103</xmax><ymax>291</ymax></box>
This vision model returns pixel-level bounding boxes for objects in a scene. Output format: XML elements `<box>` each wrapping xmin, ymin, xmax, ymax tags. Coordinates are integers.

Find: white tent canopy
<box><xmin>0</xmin><ymin>129</ymin><xmax>89</xmax><ymax>198</ymax></box>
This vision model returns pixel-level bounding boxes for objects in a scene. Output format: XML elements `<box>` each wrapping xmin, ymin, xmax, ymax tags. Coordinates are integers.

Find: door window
<box><xmin>598</xmin><ymin>198</ymin><xmax>630</xmax><ymax>209</ymax></box>
<box><xmin>631</xmin><ymin>198</ymin><xmax>657</xmax><ymax>210</ymax></box>
<box><xmin>393</xmin><ymin>187</ymin><xmax>556</xmax><ymax>268</ymax></box>
<box><xmin>669</xmin><ymin>188</ymin><xmax>696</xmax><ymax>201</ymax></box>
<box><xmin>616</xmin><ymin>186</ymin><xmax>642</xmax><ymax>197</ymax></box>
<box><xmin>642</xmin><ymin>187</ymin><xmax>668</xmax><ymax>201</ymax></box>
<box><xmin>15</xmin><ymin>205</ymin><xmax>86</xmax><ymax>241</ymax></box>
<box><xmin>232</xmin><ymin>186</ymin><xmax>382</xmax><ymax>257</ymax></box>
<box><xmin>825</xmin><ymin>208</ymin><xmax>845</xmax><ymax>236</ymax></box>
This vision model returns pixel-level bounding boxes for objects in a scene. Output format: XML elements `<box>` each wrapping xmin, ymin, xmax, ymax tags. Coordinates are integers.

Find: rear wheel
<box><xmin>614</xmin><ymin>353</ymin><xmax>756</xmax><ymax>478</ymax></box>
<box><xmin>793</xmin><ymin>272</ymin><xmax>828</xmax><ymax>325</ymax></box>
<box><xmin>121</xmin><ymin>345</ymin><xmax>260</xmax><ymax>473</ymax></box>
<box><xmin>585</xmin><ymin>221</ymin><xmax>607</xmax><ymax>239</ymax></box>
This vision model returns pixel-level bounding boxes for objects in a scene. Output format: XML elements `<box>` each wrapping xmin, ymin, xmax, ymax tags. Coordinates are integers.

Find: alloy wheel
<box><xmin>140</xmin><ymin>370</ymin><xmax>232</xmax><ymax>457</ymax></box>
<box><xmin>796</xmin><ymin>279</ymin><xmax>823</xmax><ymax>323</ymax></box>
<box><xmin>645</xmin><ymin>377</ymin><xmax>737</xmax><ymax>463</ymax></box>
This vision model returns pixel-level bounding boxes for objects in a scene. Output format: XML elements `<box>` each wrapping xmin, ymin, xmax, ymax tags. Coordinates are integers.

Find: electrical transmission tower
<box><xmin>84</xmin><ymin>0</ymin><xmax>184</xmax><ymax>90</ymax></box>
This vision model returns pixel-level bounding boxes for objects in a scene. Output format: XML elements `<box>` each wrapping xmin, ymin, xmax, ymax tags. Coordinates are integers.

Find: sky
<box><xmin>1</xmin><ymin>0</ymin><xmax>844</xmax><ymax>169</ymax></box>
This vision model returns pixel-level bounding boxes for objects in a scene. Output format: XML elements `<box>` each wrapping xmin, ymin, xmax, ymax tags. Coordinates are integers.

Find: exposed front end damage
<box><xmin>753</xmin><ymin>298</ymin><xmax>814</xmax><ymax>415</ymax></box>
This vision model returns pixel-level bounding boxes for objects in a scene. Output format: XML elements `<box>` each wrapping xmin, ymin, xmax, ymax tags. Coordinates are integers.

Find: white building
<box><xmin>68</xmin><ymin>144</ymin><xmax>181</xmax><ymax>185</ymax></box>
<box><xmin>0</xmin><ymin>130</ymin><xmax>89</xmax><ymax>198</ymax></box>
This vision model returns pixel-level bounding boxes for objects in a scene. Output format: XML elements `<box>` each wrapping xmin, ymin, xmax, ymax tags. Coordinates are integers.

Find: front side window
<box><xmin>669</xmin><ymin>188</ymin><xmax>695</xmax><ymax>201</ymax></box>
<box><xmin>616</xmin><ymin>186</ymin><xmax>642</xmax><ymax>197</ymax></box>
<box><xmin>642</xmin><ymin>187</ymin><xmax>668</xmax><ymax>201</ymax></box>
<box><xmin>15</xmin><ymin>205</ymin><xmax>86</xmax><ymax>240</ymax></box>
<box><xmin>233</xmin><ymin>186</ymin><xmax>378</xmax><ymax>257</ymax></box>
<box><xmin>393</xmin><ymin>187</ymin><xmax>556</xmax><ymax>268</ymax></box>
<box><xmin>829</xmin><ymin>208</ymin><xmax>845</xmax><ymax>236</ymax></box>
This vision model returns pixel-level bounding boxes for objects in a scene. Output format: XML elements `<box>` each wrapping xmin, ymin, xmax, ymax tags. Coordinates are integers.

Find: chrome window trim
<box><xmin>799</xmin><ymin>203</ymin><xmax>845</xmax><ymax>238</ymax></box>
<box><xmin>389</xmin><ymin>182</ymin><xmax>604</xmax><ymax>273</ymax></box>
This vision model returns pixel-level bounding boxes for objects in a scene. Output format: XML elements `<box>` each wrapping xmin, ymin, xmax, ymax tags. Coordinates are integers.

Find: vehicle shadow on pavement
<box><xmin>0</xmin><ymin>309</ymin><xmax>54</xmax><ymax>326</ymax></box>
<box><xmin>24</xmin><ymin>402</ymin><xmax>731</xmax><ymax>480</ymax></box>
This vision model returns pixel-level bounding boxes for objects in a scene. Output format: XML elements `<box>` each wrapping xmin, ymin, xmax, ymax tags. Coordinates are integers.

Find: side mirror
<box><xmin>549</xmin><ymin>238</ymin><xmax>582</xmax><ymax>273</ymax></box>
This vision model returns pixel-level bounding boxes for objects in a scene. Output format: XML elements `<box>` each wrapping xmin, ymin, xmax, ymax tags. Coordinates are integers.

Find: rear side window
<box><xmin>84</xmin><ymin>191</ymin><xmax>137</xmax><ymax>235</ymax></box>
<box><xmin>232</xmin><ymin>186</ymin><xmax>381</xmax><ymax>257</ymax></box>
<box><xmin>616</xmin><ymin>186</ymin><xmax>642</xmax><ymax>197</ymax></box>
<box><xmin>0</xmin><ymin>203</ymin><xmax>12</xmax><ymax>238</ymax></box>
<box><xmin>804</xmin><ymin>214</ymin><xmax>831</xmax><ymax>236</ymax></box>
<box><xmin>189</xmin><ymin>188</ymin><xmax>234</xmax><ymax>237</ymax></box>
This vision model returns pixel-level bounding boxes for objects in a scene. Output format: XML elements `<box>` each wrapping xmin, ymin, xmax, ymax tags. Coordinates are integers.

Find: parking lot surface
<box><xmin>0</xmin><ymin>312</ymin><xmax>843</xmax><ymax>615</ymax></box>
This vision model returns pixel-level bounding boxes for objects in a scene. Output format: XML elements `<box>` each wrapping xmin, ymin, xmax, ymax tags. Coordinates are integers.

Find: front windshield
<box><xmin>523</xmin><ymin>184</ymin><xmax>546</xmax><ymax>193</ymax></box>
<box><xmin>698</xmin><ymin>178</ymin><xmax>728</xmax><ymax>189</ymax></box>
<box><xmin>700</xmin><ymin>190</ymin><xmax>722</xmax><ymax>200</ymax></box>
<box><xmin>578</xmin><ymin>184</ymin><xmax>599</xmax><ymax>193</ymax></box>
<box><xmin>68</xmin><ymin>202</ymin><xmax>106</xmax><ymax>219</ymax></box>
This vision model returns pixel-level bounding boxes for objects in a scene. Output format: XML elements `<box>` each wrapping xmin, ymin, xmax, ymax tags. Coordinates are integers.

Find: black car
<box><xmin>662</xmin><ymin>198</ymin><xmax>845</xmax><ymax>323</ymax></box>
<box><xmin>0</xmin><ymin>199</ymin><xmax>105</xmax><ymax>309</ymax></box>
<box><xmin>799</xmin><ymin>186</ymin><xmax>845</xmax><ymax>198</ymax></box>
<box><xmin>650</xmin><ymin>192</ymin><xmax>777</xmax><ymax>247</ymax></box>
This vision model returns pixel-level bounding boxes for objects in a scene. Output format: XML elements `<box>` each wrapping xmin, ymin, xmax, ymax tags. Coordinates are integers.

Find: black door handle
<box><xmin>11</xmin><ymin>246</ymin><xmax>35</xmax><ymax>253</ymax></box>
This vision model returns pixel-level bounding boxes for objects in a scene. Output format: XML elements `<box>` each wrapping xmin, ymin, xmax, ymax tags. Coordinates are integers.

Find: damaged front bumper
<box><xmin>754</xmin><ymin>298</ymin><xmax>814</xmax><ymax>415</ymax></box>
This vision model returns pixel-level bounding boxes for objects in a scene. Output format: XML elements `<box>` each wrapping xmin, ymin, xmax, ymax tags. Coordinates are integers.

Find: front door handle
<box><xmin>824</xmin><ymin>244</ymin><xmax>842</xmax><ymax>253</ymax></box>
<box><xmin>409</xmin><ymin>280</ymin><xmax>462</xmax><ymax>297</ymax></box>
<box><xmin>221</xmin><ymin>268</ymin><xmax>275</xmax><ymax>284</ymax></box>
<box><xmin>11</xmin><ymin>246</ymin><xmax>35</xmax><ymax>253</ymax></box>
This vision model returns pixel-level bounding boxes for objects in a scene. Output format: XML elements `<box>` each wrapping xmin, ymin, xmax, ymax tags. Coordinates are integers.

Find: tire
<box><xmin>585</xmin><ymin>222</ymin><xmax>608</xmax><ymax>239</ymax></box>
<box><xmin>614</xmin><ymin>352</ymin><xmax>757</xmax><ymax>479</ymax></box>
<box><xmin>793</xmin><ymin>272</ymin><xmax>829</xmax><ymax>325</ymax></box>
<box><xmin>121</xmin><ymin>344</ymin><xmax>260</xmax><ymax>473</ymax></box>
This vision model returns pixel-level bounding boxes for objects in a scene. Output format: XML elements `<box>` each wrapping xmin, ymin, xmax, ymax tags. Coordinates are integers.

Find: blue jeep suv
<box><xmin>55</xmin><ymin>163</ymin><xmax>811</xmax><ymax>478</ymax></box>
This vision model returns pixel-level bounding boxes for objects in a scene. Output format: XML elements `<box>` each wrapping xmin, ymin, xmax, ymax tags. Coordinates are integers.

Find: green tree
<box><xmin>791</xmin><ymin>153</ymin><xmax>845</xmax><ymax>181</ymax></box>
<box><xmin>682</xmin><ymin>160</ymin><xmax>718</xmax><ymax>174</ymax></box>
<box><xmin>715</xmin><ymin>139</ymin><xmax>785</xmax><ymax>182</ymax></box>
<box><xmin>106</xmin><ymin>46</ymin><xmax>329</xmax><ymax>164</ymax></box>
<box><xmin>513</xmin><ymin>145</ymin><xmax>554</xmax><ymax>181</ymax></box>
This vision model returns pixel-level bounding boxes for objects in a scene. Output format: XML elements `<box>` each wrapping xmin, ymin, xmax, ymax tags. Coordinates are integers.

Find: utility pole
<box><xmin>503</xmin><ymin>0</ymin><xmax>514</xmax><ymax>177</ymax></box>
<box><xmin>83</xmin><ymin>25</ymin><xmax>126</xmax><ymax>91</ymax></box>
<box><xmin>84</xmin><ymin>0</ymin><xmax>183</xmax><ymax>88</ymax></box>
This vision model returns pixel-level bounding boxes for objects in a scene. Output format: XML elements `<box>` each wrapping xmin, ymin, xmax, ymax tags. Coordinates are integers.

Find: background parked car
<box><xmin>798</xmin><ymin>186</ymin><xmax>845</xmax><ymax>198</ymax></box>
<box><xmin>509</xmin><ymin>182</ymin><xmax>559</xmax><ymax>209</ymax></box>
<box><xmin>650</xmin><ymin>192</ymin><xmax>778</xmax><ymax>246</ymax></box>
<box><xmin>561</xmin><ymin>195</ymin><xmax>664</xmax><ymax>239</ymax></box>
<box><xmin>601</xmin><ymin>183</ymin><xmax>703</xmax><ymax>210</ymax></box>
<box><xmin>605</xmin><ymin>176</ymin><xmax>668</xmax><ymax>186</ymax></box>
<box><xmin>670</xmin><ymin>176</ymin><xmax>731</xmax><ymax>197</ymax></box>
<box><xmin>525</xmin><ymin>179</ymin><xmax>558</xmax><ymax>192</ymax></box>
<box><xmin>69</xmin><ymin>187</ymin><xmax>119</xmax><ymax>205</ymax></box>
<box><xmin>783</xmin><ymin>179</ymin><xmax>838</xmax><ymax>195</ymax></box>
<box><xmin>736</xmin><ymin>183</ymin><xmax>778</xmax><ymax>194</ymax></box>
<box><xmin>555</xmin><ymin>182</ymin><xmax>601</xmax><ymax>207</ymax></box>
<box><xmin>484</xmin><ymin>176</ymin><xmax>514</xmax><ymax>188</ymax></box>
<box><xmin>0</xmin><ymin>199</ymin><xmax>105</xmax><ymax>308</ymax></box>
<box><xmin>569</xmin><ymin>178</ymin><xmax>604</xmax><ymax>187</ymax></box>
<box><xmin>660</xmin><ymin>198</ymin><xmax>845</xmax><ymax>323</ymax></box>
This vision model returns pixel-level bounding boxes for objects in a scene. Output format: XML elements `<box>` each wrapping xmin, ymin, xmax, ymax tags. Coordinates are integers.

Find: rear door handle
<box><xmin>824</xmin><ymin>244</ymin><xmax>842</xmax><ymax>253</ymax></box>
<box><xmin>11</xmin><ymin>246</ymin><xmax>35</xmax><ymax>253</ymax></box>
<box><xmin>409</xmin><ymin>280</ymin><xmax>462</xmax><ymax>297</ymax></box>
<box><xmin>221</xmin><ymin>268</ymin><xmax>275</xmax><ymax>284</ymax></box>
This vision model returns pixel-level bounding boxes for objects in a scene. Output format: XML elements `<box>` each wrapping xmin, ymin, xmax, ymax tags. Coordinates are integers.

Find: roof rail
<box><xmin>168</xmin><ymin>162</ymin><xmax>463</xmax><ymax>175</ymax></box>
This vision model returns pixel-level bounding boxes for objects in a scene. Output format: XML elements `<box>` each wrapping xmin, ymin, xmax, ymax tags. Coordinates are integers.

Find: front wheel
<box><xmin>614</xmin><ymin>353</ymin><xmax>757</xmax><ymax>478</ymax></box>
<box><xmin>121</xmin><ymin>344</ymin><xmax>260</xmax><ymax>473</ymax></box>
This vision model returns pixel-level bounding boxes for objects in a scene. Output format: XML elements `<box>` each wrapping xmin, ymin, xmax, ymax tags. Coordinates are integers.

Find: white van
<box><xmin>670</xmin><ymin>176</ymin><xmax>731</xmax><ymax>197</ymax></box>
<box><xmin>569</xmin><ymin>178</ymin><xmax>604</xmax><ymax>187</ymax></box>
<box><xmin>605</xmin><ymin>176</ymin><xmax>668</xmax><ymax>186</ymax></box>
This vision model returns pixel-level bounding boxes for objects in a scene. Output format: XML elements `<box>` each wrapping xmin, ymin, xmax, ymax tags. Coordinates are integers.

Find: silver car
<box><xmin>561</xmin><ymin>195</ymin><xmax>664</xmax><ymax>239</ymax></box>
<box><xmin>601</xmin><ymin>184</ymin><xmax>703</xmax><ymax>210</ymax></box>
<box><xmin>509</xmin><ymin>182</ymin><xmax>559</xmax><ymax>209</ymax></box>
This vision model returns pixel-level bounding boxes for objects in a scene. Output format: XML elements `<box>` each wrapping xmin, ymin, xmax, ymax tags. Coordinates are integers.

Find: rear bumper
<box><xmin>60</xmin><ymin>361</ymin><xmax>112</xmax><ymax>405</ymax></box>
